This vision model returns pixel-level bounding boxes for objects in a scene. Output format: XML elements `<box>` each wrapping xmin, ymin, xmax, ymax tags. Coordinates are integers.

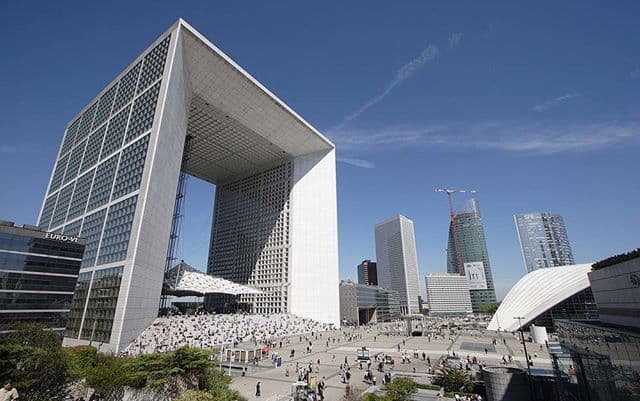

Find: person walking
<box><xmin>0</xmin><ymin>380</ymin><xmax>19</xmax><ymax>401</ymax></box>
<box><xmin>255</xmin><ymin>381</ymin><xmax>261</xmax><ymax>397</ymax></box>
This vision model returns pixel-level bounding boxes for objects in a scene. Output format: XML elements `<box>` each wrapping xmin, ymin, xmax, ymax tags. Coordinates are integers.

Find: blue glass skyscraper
<box><xmin>446</xmin><ymin>199</ymin><xmax>496</xmax><ymax>312</ymax></box>
<box><xmin>515</xmin><ymin>212</ymin><xmax>574</xmax><ymax>273</ymax></box>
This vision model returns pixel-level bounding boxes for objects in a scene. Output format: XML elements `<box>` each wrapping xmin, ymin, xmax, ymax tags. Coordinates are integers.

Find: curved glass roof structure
<box><xmin>487</xmin><ymin>263</ymin><xmax>593</xmax><ymax>332</ymax></box>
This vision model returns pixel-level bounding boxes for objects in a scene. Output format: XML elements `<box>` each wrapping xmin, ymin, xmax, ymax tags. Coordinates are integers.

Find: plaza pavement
<box><xmin>227</xmin><ymin>325</ymin><xmax>553</xmax><ymax>400</ymax></box>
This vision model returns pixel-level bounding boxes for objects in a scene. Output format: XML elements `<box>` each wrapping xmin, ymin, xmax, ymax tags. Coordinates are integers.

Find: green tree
<box><xmin>384</xmin><ymin>377</ymin><xmax>417</xmax><ymax>401</ymax></box>
<box><xmin>84</xmin><ymin>353</ymin><xmax>134</xmax><ymax>391</ymax></box>
<box><xmin>0</xmin><ymin>324</ymin><xmax>69</xmax><ymax>401</ymax></box>
<box><xmin>433</xmin><ymin>367</ymin><xmax>474</xmax><ymax>393</ymax></box>
<box><xmin>478</xmin><ymin>302</ymin><xmax>501</xmax><ymax>315</ymax></box>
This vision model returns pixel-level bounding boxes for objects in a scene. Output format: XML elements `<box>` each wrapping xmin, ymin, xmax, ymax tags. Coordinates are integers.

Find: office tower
<box><xmin>357</xmin><ymin>260</ymin><xmax>378</xmax><ymax>286</ymax></box>
<box><xmin>38</xmin><ymin>19</ymin><xmax>339</xmax><ymax>352</ymax></box>
<box><xmin>0</xmin><ymin>221</ymin><xmax>85</xmax><ymax>334</ymax></box>
<box><xmin>446</xmin><ymin>199</ymin><xmax>496</xmax><ymax>311</ymax></box>
<box><xmin>515</xmin><ymin>212</ymin><xmax>574</xmax><ymax>273</ymax></box>
<box><xmin>339</xmin><ymin>280</ymin><xmax>401</xmax><ymax>325</ymax></box>
<box><xmin>375</xmin><ymin>215</ymin><xmax>421</xmax><ymax>314</ymax></box>
<box><xmin>425</xmin><ymin>273</ymin><xmax>473</xmax><ymax>316</ymax></box>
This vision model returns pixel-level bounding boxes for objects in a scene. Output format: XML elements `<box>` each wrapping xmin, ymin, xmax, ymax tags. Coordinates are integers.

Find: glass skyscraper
<box><xmin>375</xmin><ymin>215</ymin><xmax>421</xmax><ymax>314</ymax></box>
<box><xmin>515</xmin><ymin>212</ymin><xmax>574</xmax><ymax>273</ymax></box>
<box><xmin>446</xmin><ymin>199</ymin><xmax>496</xmax><ymax>312</ymax></box>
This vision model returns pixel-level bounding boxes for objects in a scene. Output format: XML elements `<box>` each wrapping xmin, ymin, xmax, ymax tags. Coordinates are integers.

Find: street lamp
<box><xmin>514</xmin><ymin>316</ymin><xmax>531</xmax><ymax>375</ymax></box>
<box><xmin>89</xmin><ymin>317</ymin><xmax>97</xmax><ymax>347</ymax></box>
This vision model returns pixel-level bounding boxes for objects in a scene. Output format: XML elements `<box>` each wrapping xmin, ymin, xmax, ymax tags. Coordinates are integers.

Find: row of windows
<box><xmin>96</xmin><ymin>196</ymin><xmax>138</xmax><ymax>265</ymax></box>
<box><xmin>79</xmin><ymin>266</ymin><xmax>124</xmax><ymax>343</ymax></box>
<box><xmin>0</xmin><ymin>233</ymin><xmax>84</xmax><ymax>259</ymax></box>
<box><xmin>0</xmin><ymin>271</ymin><xmax>78</xmax><ymax>292</ymax></box>
<box><xmin>0</xmin><ymin>251</ymin><xmax>82</xmax><ymax>275</ymax></box>
<box><xmin>65</xmin><ymin>271</ymin><xmax>92</xmax><ymax>338</ymax></box>
<box><xmin>0</xmin><ymin>311</ymin><xmax>69</xmax><ymax>330</ymax></box>
<box><xmin>111</xmin><ymin>135</ymin><xmax>149</xmax><ymax>200</ymax></box>
<box><xmin>80</xmin><ymin>209</ymin><xmax>107</xmax><ymax>268</ymax></box>
<box><xmin>0</xmin><ymin>292</ymin><xmax>73</xmax><ymax>310</ymax></box>
<box><xmin>46</xmin><ymin>35</ymin><xmax>172</xmax><ymax>225</ymax></box>
<box><xmin>42</xmin><ymin>126</ymin><xmax>151</xmax><ymax>232</ymax></box>
<box><xmin>209</xmin><ymin>162</ymin><xmax>292</xmax><ymax>312</ymax></box>
<box><xmin>57</xmin><ymin>34</ymin><xmax>171</xmax><ymax>162</ymax></box>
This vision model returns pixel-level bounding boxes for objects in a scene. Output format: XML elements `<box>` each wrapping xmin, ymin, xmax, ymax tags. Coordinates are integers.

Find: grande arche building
<box><xmin>37</xmin><ymin>19</ymin><xmax>339</xmax><ymax>352</ymax></box>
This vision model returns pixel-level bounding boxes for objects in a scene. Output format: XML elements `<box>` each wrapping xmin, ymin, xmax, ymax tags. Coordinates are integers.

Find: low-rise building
<box><xmin>552</xmin><ymin>250</ymin><xmax>640</xmax><ymax>401</ymax></box>
<box><xmin>339</xmin><ymin>280</ymin><xmax>401</xmax><ymax>325</ymax></box>
<box><xmin>588</xmin><ymin>249</ymin><xmax>640</xmax><ymax>328</ymax></box>
<box><xmin>425</xmin><ymin>273</ymin><xmax>473</xmax><ymax>316</ymax></box>
<box><xmin>0</xmin><ymin>220</ymin><xmax>85</xmax><ymax>336</ymax></box>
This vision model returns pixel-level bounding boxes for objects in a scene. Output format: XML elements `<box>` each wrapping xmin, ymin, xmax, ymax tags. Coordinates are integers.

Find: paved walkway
<box><xmin>228</xmin><ymin>327</ymin><xmax>553</xmax><ymax>400</ymax></box>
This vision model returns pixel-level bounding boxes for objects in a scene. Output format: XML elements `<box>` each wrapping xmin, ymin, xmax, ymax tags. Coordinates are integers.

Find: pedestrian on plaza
<box><xmin>255</xmin><ymin>381</ymin><xmax>261</xmax><ymax>397</ymax></box>
<box><xmin>422</xmin><ymin>352</ymin><xmax>426</xmax><ymax>361</ymax></box>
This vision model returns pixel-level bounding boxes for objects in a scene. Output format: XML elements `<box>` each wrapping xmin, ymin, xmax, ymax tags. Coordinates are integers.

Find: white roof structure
<box><xmin>487</xmin><ymin>263</ymin><xmax>593</xmax><ymax>332</ymax></box>
<box><xmin>164</xmin><ymin>262</ymin><xmax>262</xmax><ymax>296</ymax></box>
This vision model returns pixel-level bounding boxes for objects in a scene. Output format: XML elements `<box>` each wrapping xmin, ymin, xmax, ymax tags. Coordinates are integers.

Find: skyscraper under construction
<box><xmin>446</xmin><ymin>199</ymin><xmax>496</xmax><ymax>312</ymax></box>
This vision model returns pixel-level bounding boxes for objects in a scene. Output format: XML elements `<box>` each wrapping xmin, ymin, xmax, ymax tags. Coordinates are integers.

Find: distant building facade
<box><xmin>375</xmin><ymin>215</ymin><xmax>421</xmax><ymax>314</ymax></box>
<box><xmin>339</xmin><ymin>280</ymin><xmax>401</xmax><ymax>325</ymax></box>
<box><xmin>357</xmin><ymin>260</ymin><xmax>378</xmax><ymax>286</ymax></box>
<box><xmin>446</xmin><ymin>199</ymin><xmax>496</xmax><ymax>312</ymax></box>
<box><xmin>515</xmin><ymin>212</ymin><xmax>574</xmax><ymax>273</ymax></box>
<box><xmin>0</xmin><ymin>221</ymin><xmax>85</xmax><ymax>335</ymax></box>
<box><xmin>425</xmin><ymin>273</ymin><xmax>473</xmax><ymax>316</ymax></box>
<box><xmin>588</xmin><ymin>251</ymin><xmax>640</xmax><ymax>328</ymax></box>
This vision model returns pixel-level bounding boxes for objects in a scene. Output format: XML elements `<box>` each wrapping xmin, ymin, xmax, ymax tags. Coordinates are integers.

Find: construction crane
<box><xmin>435</xmin><ymin>188</ymin><xmax>477</xmax><ymax>275</ymax></box>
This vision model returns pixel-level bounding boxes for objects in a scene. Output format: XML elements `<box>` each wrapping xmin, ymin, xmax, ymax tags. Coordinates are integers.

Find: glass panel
<box><xmin>80</xmin><ymin>266</ymin><xmax>124</xmax><ymax>343</ymax></box>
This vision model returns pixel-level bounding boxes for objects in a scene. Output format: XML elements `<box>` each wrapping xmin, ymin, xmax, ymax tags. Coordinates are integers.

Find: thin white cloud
<box><xmin>336</xmin><ymin>157</ymin><xmax>375</xmax><ymax>169</ymax></box>
<box><xmin>329</xmin><ymin>120</ymin><xmax>640</xmax><ymax>154</ymax></box>
<box><xmin>631</xmin><ymin>68</ymin><xmax>640</xmax><ymax>79</ymax></box>
<box><xmin>330</xmin><ymin>44</ymin><xmax>440</xmax><ymax>132</ymax></box>
<box><xmin>533</xmin><ymin>93</ymin><xmax>581</xmax><ymax>112</ymax></box>
<box><xmin>448</xmin><ymin>32</ymin><xmax>462</xmax><ymax>49</ymax></box>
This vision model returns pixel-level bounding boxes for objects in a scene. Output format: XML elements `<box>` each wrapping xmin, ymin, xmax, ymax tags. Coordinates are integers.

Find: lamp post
<box><xmin>514</xmin><ymin>316</ymin><xmax>531</xmax><ymax>375</ymax></box>
<box><xmin>89</xmin><ymin>317</ymin><xmax>97</xmax><ymax>347</ymax></box>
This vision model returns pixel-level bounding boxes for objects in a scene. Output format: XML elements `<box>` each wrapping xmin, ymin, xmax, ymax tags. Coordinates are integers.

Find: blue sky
<box><xmin>1</xmin><ymin>1</ymin><xmax>639</xmax><ymax>300</ymax></box>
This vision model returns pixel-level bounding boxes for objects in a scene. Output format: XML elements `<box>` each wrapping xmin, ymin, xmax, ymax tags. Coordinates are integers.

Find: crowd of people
<box><xmin>123</xmin><ymin>313</ymin><xmax>334</xmax><ymax>355</ymax></box>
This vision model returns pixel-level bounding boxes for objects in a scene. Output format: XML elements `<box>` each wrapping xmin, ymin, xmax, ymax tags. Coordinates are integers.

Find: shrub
<box><xmin>66</xmin><ymin>345</ymin><xmax>98</xmax><ymax>380</ymax></box>
<box><xmin>384</xmin><ymin>377</ymin><xmax>417</xmax><ymax>401</ymax></box>
<box><xmin>433</xmin><ymin>367</ymin><xmax>474</xmax><ymax>393</ymax></box>
<box><xmin>174</xmin><ymin>390</ymin><xmax>217</xmax><ymax>401</ymax></box>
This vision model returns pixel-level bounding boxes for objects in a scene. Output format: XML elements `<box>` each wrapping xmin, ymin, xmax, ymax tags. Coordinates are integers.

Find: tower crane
<box><xmin>435</xmin><ymin>188</ymin><xmax>477</xmax><ymax>274</ymax></box>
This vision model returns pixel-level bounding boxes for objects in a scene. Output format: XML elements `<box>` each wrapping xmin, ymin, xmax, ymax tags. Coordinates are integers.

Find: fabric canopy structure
<box><xmin>163</xmin><ymin>261</ymin><xmax>262</xmax><ymax>296</ymax></box>
<box><xmin>487</xmin><ymin>263</ymin><xmax>593</xmax><ymax>332</ymax></box>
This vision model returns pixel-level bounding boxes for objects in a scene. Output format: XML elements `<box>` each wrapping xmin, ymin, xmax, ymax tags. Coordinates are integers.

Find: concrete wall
<box><xmin>482</xmin><ymin>366</ymin><xmax>529</xmax><ymax>401</ymax></box>
<box><xmin>289</xmin><ymin>149</ymin><xmax>340</xmax><ymax>326</ymax></box>
<box><xmin>589</xmin><ymin>257</ymin><xmax>640</xmax><ymax>329</ymax></box>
